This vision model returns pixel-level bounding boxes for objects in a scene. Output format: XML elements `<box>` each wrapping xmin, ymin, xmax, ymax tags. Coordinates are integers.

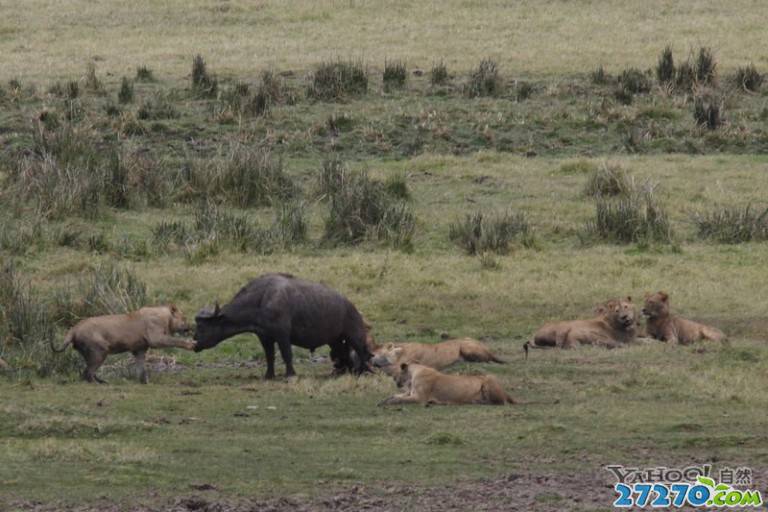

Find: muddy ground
<box><xmin>10</xmin><ymin>466</ymin><xmax>761</xmax><ymax>512</ymax></box>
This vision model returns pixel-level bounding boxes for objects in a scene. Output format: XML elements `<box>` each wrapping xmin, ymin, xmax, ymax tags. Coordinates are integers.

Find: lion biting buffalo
<box><xmin>51</xmin><ymin>304</ymin><xmax>194</xmax><ymax>383</ymax></box>
<box><xmin>193</xmin><ymin>273</ymin><xmax>372</xmax><ymax>378</ymax></box>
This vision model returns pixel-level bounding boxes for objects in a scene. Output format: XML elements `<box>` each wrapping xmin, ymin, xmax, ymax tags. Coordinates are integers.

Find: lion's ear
<box><xmin>400</xmin><ymin>363</ymin><xmax>408</xmax><ymax>371</ymax></box>
<box><xmin>386</xmin><ymin>343</ymin><xmax>395</xmax><ymax>350</ymax></box>
<box><xmin>393</xmin><ymin>347</ymin><xmax>403</xmax><ymax>355</ymax></box>
<box><xmin>169</xmin><ymin>303</ymin><xmax>178</xmax><ymax>313</ymax></box>
<box><xmin>644</xmin><ymin>292</ymin><xmax>651</xmax><ymax>298</ymax></box>
<box><xmin>626</xmin><ymin>296</ymin><xmax>632</xmax><ymax>302</ymax></box>
<box><xmin>659</xmin><ymin>292</ymin><xmax>668</xmax><ymax>302</ymax></box>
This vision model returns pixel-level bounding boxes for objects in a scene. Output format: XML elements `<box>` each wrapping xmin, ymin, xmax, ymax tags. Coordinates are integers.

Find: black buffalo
<box><xmin>193</xmin><ymin>273</ymin><xmax>371</xmax><ymax>378</ymax></box>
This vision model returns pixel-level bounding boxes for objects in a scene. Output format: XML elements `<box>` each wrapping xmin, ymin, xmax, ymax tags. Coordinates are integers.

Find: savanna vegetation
<box><xmin>1</xmin><ymin>1</ymin><xmax>768</xmax><ymax>510</ymax></box>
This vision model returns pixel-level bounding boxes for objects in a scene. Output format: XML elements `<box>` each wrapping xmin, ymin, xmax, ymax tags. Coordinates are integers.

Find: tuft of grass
<box><xmin>465</xmin><ymin>58</ymin><xmax>501</xmax><ymax>97</ymax></box>
<box><xmin>449</xmin><ymin>209</ymin><xmax>531</xmax><ymax>255</ymax></box>
<box><xmin>383</xmin><ymin>59</ymin><xmax>407</xmax><ymax>91</ymax></box>
<box><xmin>692</xmin><ymin>204</ymin><xmax>768</xmax><ymax>243</ymax></box>
<box><xmin>117</xmin><ymin>77</ymin><xmax>134</xmax><ymax>104</ymax></box>
<box><xmin>322</xmin><ymin>164</ymin><xmax>415</xmax><ymax>248</ymax></box>
<box><xmin>515</xmin><ymin>81</ymin><xmax>534</xmax><ymax>101</ymax></box>
<box><xmin>693</xmin><ymin>95</ymin><xmax>723</xmax><ymax>129</ymax></box>
<box><xmin>583</xmin><ymin>162</ymin><xmax>634</xmax><ymax>197</ymax></box>
<box><xmin>586</xmin><ymin>183</ymin><xmax>673</xmax><ymax>244</ymax></box>
<box><xmin>590</xmin><ymin>65</ymin><xmax>610</xmax><ymax>85</ymax></box>
<box><xmin>618</xmin><ymin>68</ymin><xmax>651</xmax><ymax>94</ymax></box>
<box><xmin>84</xmin><ymin>62</ymin><xmax>102</xmax><ymax>92</ymax></box>
<box><xmin>675</xmin><ymin>60</ymin><xmax>695</xmax><ymax>92</ymax></box>
<box><xmin>191</xmin><ymin>54</ymin><xmax>218</xmax><ymax>98</ymax></box>
<box><xmin>66</xmin><ymin>80</ymin><xmax>79</xmax><ymax>100</ymax></box>
<box><xmin>430</xmin><ymin>60</ymin><xmax>449</xmax><ymax>85</ymax></box>
<box><xmin>694</xmin><ymin>47</ymin><xmax>717</xmax><ymax>86</ymax></box>
<box><xmin>656</xmin><ymin>46</ymin><xmax>675</xmax><ymax>84</ymax></box>
<box><xmin>135</xmin><ymin>65</ymin><xmax>155</xmax><ymax>82</ymax></box>
<box><xmin>206</xmin><ymin>144</ymin><xmax>297</xmax><ymax>208</ymax></box>
<box><xmin>308</xmin><ymin>59</ymin><xmax>368</xmax><ymax>101</ymax></box>
<box><xmin>734</xmin><ymin>63</ymin><xmax>762</xmax><ymax>92</ymax></box>
<box><xmin>137</xmin><ymin>91</ymin><xmax>180</xmax><ymax>120</ymax></box>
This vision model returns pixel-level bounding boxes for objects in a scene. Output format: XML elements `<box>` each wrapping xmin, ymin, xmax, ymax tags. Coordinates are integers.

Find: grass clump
<box><xmin>591</xmin><ymin>65</ymin><xmax>611</xmax><ymax>85</ymax></box>
<box><xmin>308</xmin><ymin>59</ymin><xmax>368</xmax><ymax>101</ymax></box>
<box><xmin>383</xmin><ymin>59</ymin><xmax>407</xmax><ymax>91</ymax></box>
<box><xmin>321</xmin><ymin>162</ymin><xmax>415</xmax><ymax>248</ymax></box>
<box><xmin>84</xmin><ymin>62</ymin><xmax>102</xmax><ymax>92</ymax></box>
<box><xmin>137</xmin><ymin>92</ymin><xmax>179</xmax><ymax>120</ymax></box>
<box><xmin>191</xmin><ymin>54</ymin><xmax>218</xmax><ymax>98</ymax></box>
<box><xmin>207</xmin><ymin>145</ymin><xmax>297</xmax><ymax>208</ymax></box>
<box><xmin>465</xmin><ymin>58</ymin><xmax>501</xmax><ymax>97</ymax></box>
<box><xmin>135</xmin><ymin>65</ymin><xmax>155</xmax><ymax>82</ymax></box>
<box><xmin>618</xmin><ymin>68</ymin><xmax>651</xmax><ymax>94</ymax></box>
<box><xmin>694</xmin><ymin>47</ymin><xmax>717</xmax><ymax>86</ymax></box>
<box><xmin>656</xmin><ymin>46</ymin><xmax>675</xmax><ymax>84</ymax></box>
<box><xmin>734</xmin><ymin>64</ymin><xmax>762</xmax><ymax>92</ymax></box>
<box><xmin>583</xmin><ymin>162</ymin><xmax>634</xmax><ymax>197</ymax></box>
<box><xmin>430</xmin><ymin>60</ymin><xmax>449</xmax><ymax>85</ymax></box>
<box><xmin>693</xmin><ymin>95</ymin><xmax>723</xmax><ymax>129</ymax></box>
<box><xmin>675</xmin><ymin>60</ymin><xmax>695</xmax><ymax>92</ymax></box>
<box><xmin>693</xmin><ymin>204</ymin><xmax>768</xmax><ymax>244</ymax></box>
<box><xmin>117</xmin><ymin>77</ymin><xmax>134</xmax><ymax>104</ymax></box>
<box><xmin>449</xmin><ymin>210</ymin><xmax>531</xmax><ymax>255</ymax></box>
<box><xmin>586</xmin><ymin>183</ymin><xmax>673</xmax><ymax>244</ymax></box>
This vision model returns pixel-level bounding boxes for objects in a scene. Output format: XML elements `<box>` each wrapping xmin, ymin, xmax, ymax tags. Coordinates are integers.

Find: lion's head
<box><xmin>642</xmin><ymin>291</ymin><xmax>670</xmax><ymax>319</ymax></box>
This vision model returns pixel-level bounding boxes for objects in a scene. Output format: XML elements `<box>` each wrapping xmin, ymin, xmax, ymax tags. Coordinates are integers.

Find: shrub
<box><xmin>118</xmin><ymin>77</ymin><xmax>134</xmax><ymax>104</ymax></box>
<box><xmin>315</xmin><ymin>155</ymin><xmax>347</xmax><ymax>198</ymax></box>
<box><xmin>430</xmin><ymin>60</ymin><xmax>449</xmax><ymax>85</ymax></box>
<box><xmin>449</xmin><ymin>210</ymin><xmax>531</xmax><ymax>255</ymax></box>
<box><xmin>693</xmin><ymin>95</ymin><xmax>722</xmax><ymax>129</ymax></box>
<box><xmin>656</xmin><ymin>46</ymin><xmax>675</xmax><ymax>84</ymax></box>
<box><xmin>465</xmin><ymin>58</ymin><xmax>501</xmax><ymax>97</ymax></box>
<box><xmin>308</xmin><ymin>59</ymin><xmax>368</xmax><ymax>101</ymax></box>
<box><xmin>191</xmin><ymin>54</ymin><xmax>218</xmax><ymax>97</ymax></box>
<box><xmin>587</xmin><ymin>183</ymin><xmax>673</xmax><ymax>244</ymax></box>
<box><xmin>516</xmin><ymin>81</ymin><xmax>534</xmax><ymax>101</ymax></box>
<box><xmin>66</xmin><ymin>80</ymin><xmax>80</xmax><ymax>100</ymax></box>
<box><xmin>135</xmin><ymin>65</ymin><xmax>155</xmax><ymax>82</ymax></box>
<box><xmin>693</xmin><ymin>204</ymin><xmax>768</xmax><ymax>243</ymax></box>
<box><xmin>734</xmin><ymin>64</ymin><xmax>763</xmax><ymax>92</ymax></box>
<box><xmin>694</xmin><ymin>47</ymin><xmax>717</xmax><ymax>85</ymax></box>
<box><xmin>583</xmin><ymin>162</ymin><xmax>634</xmax><ymax>197</ymax></box>
<box><xmin>322</xmin><ymin>166</ymin><xmax>415</xmax><ymax>248</ymax></box>
<box><xmin>383</xmin><ymin>59</ymin><xmax>407</xmax><ymax>90</ymax></box>
<box><xmin>619</xmin><ymin>68</ymin><xmax>652</xmax><ymax>94</ymax></box>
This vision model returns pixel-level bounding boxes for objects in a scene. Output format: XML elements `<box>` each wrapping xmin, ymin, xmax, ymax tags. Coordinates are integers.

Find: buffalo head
<box><xmin>193</xmin><ymin>302</ymin><xmax>225</xmax><ymax>352</ymax></box>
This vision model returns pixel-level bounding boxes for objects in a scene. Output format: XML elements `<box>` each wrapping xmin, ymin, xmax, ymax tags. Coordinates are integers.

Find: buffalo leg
<box><xmin>275</xmin><ymin>336</ymin><xmax>296</xmax><ymax>378</ymax></box>
<box><xmin>260</xmin><ymin>338</ymin><xmax>276</xmax><ymax>380</ymax></box>
<box><xmin>346</xmin><ymin>333</ymin><xmax>372</xmax><ymax>375</ymax></box>
<box><xmin>329</xmin><ymin>341</ymin><xmax>352</xmax><ymax>375</ymax></box>
<box><xmin>133</xmin><ymin>350</ymin><xmax>148</xmax><ymax>384</ymax></box>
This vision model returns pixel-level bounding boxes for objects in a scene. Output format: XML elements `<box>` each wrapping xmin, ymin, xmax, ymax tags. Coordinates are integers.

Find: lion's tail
<box><xmin>50</xmin><ymin>330</ymin><xmax>74</xmax><ymax>353</ymax></box>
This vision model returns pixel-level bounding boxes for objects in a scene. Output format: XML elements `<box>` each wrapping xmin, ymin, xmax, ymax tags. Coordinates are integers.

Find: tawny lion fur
<box><xmin>52</xmin><ymin>305</ymin><xmax>194</xmax><ymax>383</ymax></box>
<box><xmin>525</xmin><ymin>297</ymin><xmax>637</xmax><ymax>353</ymax></box>
<box><xmin>369</xmin><ymin>338</ymin><xmax>504</xmax><ymax>377</ymax></box>
<box><xmin>378</xmin><ymin>363</ymin><xmax>515</xmax><ymax>406</ymax></box>
<box><xmin>642</xmin><ymin>291</ymin><xmax>725</xmax><ymax>345</ymax></box>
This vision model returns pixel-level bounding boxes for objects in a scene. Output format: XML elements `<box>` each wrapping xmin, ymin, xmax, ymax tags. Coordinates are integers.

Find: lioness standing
<box><xmin>52</xmin><ymin>305</ymin><xmax>195</xmax><ymax>383</ymax></box>
<box><xmin>525</xmin><ymin>297</ymin><xmax>637</xmax><ymax>355</ymax></box>
<box><xmin>378</xmin><ymin>363</ymin><xmax>515</xmax><ymax>406</ymax></box>
<box><xmin>642</xmin><ymin>292</ymin><xmax>725</xmax><ymax>344</ymax></box>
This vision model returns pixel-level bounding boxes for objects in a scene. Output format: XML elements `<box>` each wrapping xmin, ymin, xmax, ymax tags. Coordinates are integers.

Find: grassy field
<box><xmin>2</xmin><ymin>1</ymin><xmax>768</xmax><ymax>510</ymax></box>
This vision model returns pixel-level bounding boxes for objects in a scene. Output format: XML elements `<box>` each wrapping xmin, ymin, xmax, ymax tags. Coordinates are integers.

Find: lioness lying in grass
<box><xmin>370</xmin><ymin>337</ymin><xmax>504</xmax><ymax>376</ymax></box>
<box><xmin>524</xmin><ymin>297</ymin><xmax>637</xmax><ymax>356</ymax></box>
<box><xmin>378</xmin><ymin>363</ymin><xmax>515</xmax><ymax>406</ymax></box>
<box><xmin>642</xmin><ymin>291</ymin><xmax>726</xmax><ymax>344</ymax></box>
<box><xmin>51</xmin><ymin>305</ymin><xmax>194</xmax><ymax>383</ymax></box>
